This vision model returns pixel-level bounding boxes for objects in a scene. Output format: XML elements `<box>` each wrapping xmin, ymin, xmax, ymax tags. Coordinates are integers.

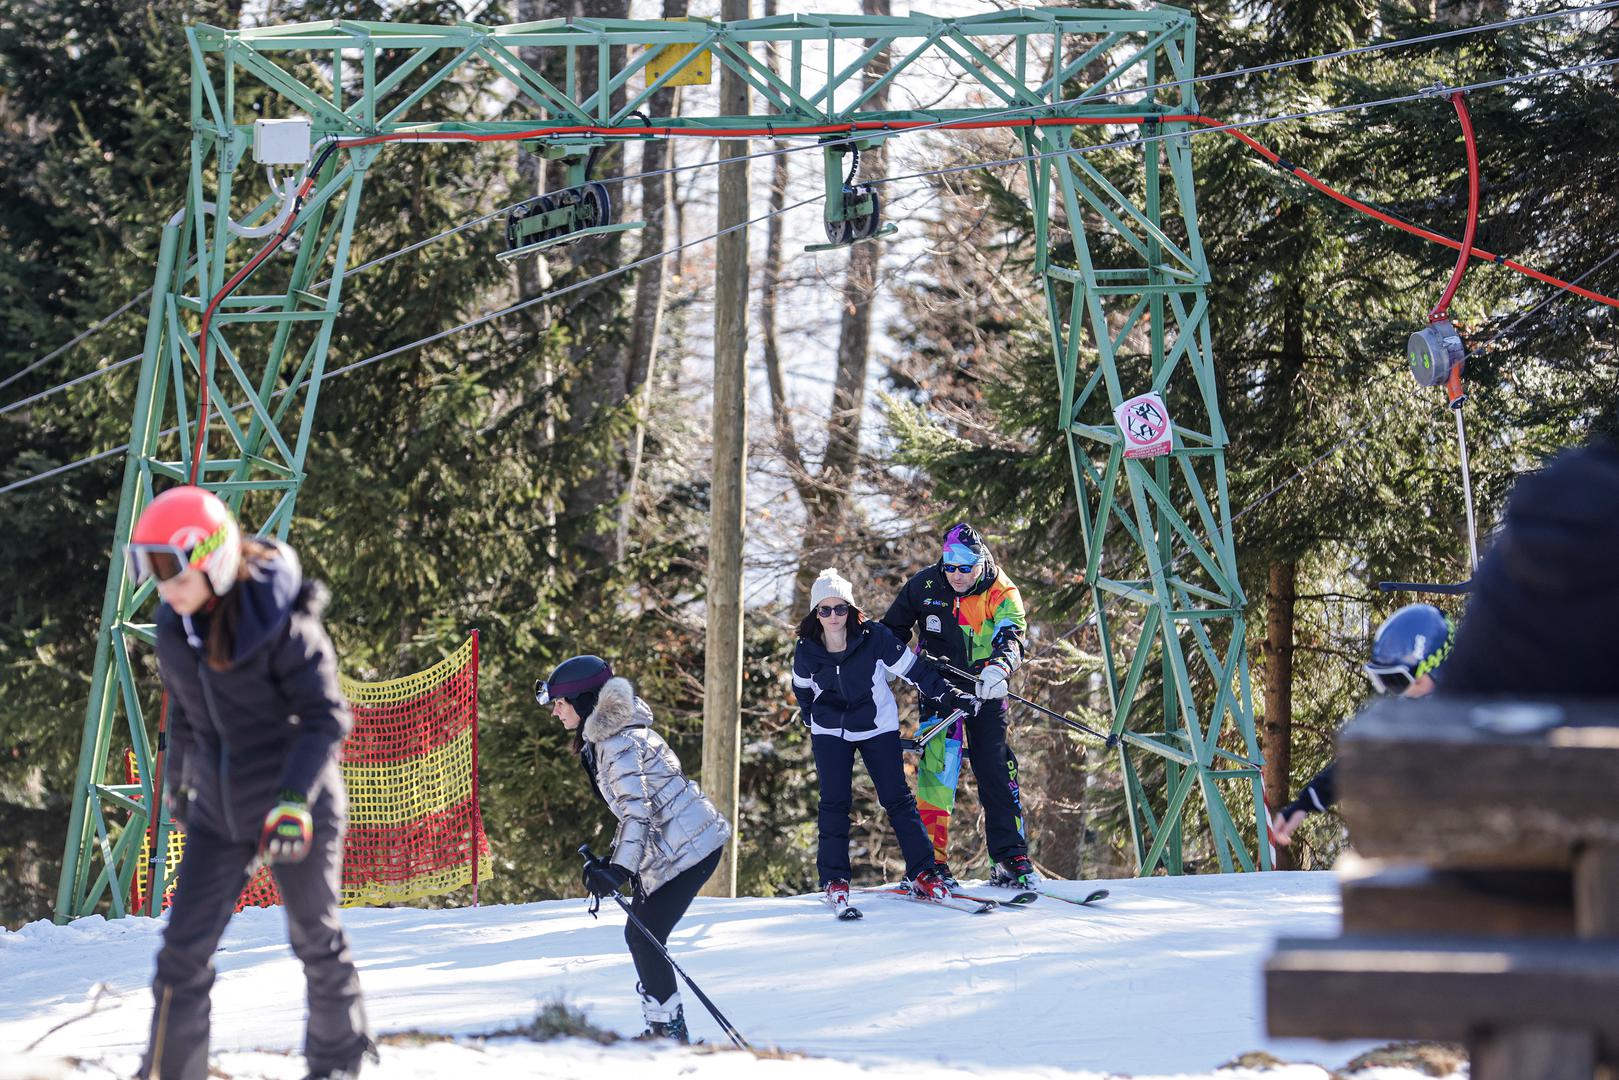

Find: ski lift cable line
<box><xmin>0</xmin><ymin>291</ymin><xmax>151</xmax><ymax>394</ymax></box>
<box><xmin>0</xmin><ymin>191</ymin><xmax>818</xmax><ymax>497</ymax></box>
<box><xmin>7</xmin><ymin>53</ymin><xmax>1616</xmax><ymax>485</ymax></box>
<box><xmin>871</xmin><ymin>55</ymin><xmax>1619</xmax><ymax>310</ymax></box>
<box><xmin>0</xmin><ymin>204</ymin><xmax>511</xmax><ymax>418</ymax></box>
<box><xmin>10</xmin><ymin>1</ymin><xmax>1608</xmax><ymax>392</ymax></box>
<box><xmin>12</xmin><ymin>43</ymin><xmax>1614</xmax><ymax>420</ymax></box>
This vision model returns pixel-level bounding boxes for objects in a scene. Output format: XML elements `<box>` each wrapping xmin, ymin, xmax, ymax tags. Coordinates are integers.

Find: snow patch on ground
<box><xmin>0</xmin><ymin>872</ymin><xmax>1461</xmax><ymax>1079</ymax></box>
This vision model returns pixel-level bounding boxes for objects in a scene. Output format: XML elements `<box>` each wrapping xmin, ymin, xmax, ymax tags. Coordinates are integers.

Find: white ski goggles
<box><xmin>125</xmin><ymin>542</ymin><xmax>195</xmax><ymax>583</ymax></box>
<box><xmin>1363</xmin><ymin>663</ymin><xmax>1415</xmax><ymax>696</ymax></box>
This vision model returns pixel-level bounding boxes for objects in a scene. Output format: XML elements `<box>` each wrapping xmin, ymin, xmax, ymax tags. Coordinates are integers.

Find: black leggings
<box><xmin>625</xmin><ymin>846</ymin><xmax>723</xmax><ymax>1004</ymax></box>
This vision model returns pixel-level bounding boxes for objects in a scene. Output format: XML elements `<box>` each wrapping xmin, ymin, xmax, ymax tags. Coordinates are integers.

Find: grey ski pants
<box><xmin>137</xmin><ymin>813</ymin><xmax>369</xmax><ymax>1080</ymax></box>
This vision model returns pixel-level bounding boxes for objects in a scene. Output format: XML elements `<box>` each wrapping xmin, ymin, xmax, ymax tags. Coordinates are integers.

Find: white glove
<box><xmin>976</xmin><ymin>664</ymin><xmax>1010</xmax><ymax>700</ymax></box>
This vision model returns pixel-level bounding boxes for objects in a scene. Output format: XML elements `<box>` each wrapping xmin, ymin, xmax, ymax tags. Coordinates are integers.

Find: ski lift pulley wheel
<box><xmin>505</xmin><ymin>200</ymin><xmax>530</xmax><ymax>249</ymax></box>
<box><xmin>1407</xmin><ymin>318</ymin><xmax>1465</xmax><ymax>389</ymax></box>
<box><xmin>850</xmin><ymin>186</ymin><xmax>882</xmax><ymax>241</ymax></box>
<box><xmin>581</xmin><ymin>182</ymin><xmax>612</xmax><ymax>231</ymax></box>
<box><xmin>823</xmin><ymin>184</ymin><xmax>881</xmax><ymax>246</ymax></box>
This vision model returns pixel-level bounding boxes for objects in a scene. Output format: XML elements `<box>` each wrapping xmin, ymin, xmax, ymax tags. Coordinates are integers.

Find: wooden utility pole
<box><xmin>701</xmin><ymin>0</ymin><xmax>750</xmax><ymax>897</ymax></box>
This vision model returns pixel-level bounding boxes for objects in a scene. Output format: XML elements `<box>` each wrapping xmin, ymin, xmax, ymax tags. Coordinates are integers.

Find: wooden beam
<box><xmin>1338</xmin><ymin>856</ymin><xmax>1575</xmax><ymax>938</ymax></box>
<box><xmin>1266</xmin><ymin>934</ymin><xmax>1619</xmax><ymax>1045</ymax></box>
<box><xmin>1338</xmin><ymin>698</ymin><xmax>1619</xmax><ymax>868</ymax></box>
<box><xmin>700</xmin><ymin>0</ymin><xmax>751</xmax><ymax>899</ymax></box>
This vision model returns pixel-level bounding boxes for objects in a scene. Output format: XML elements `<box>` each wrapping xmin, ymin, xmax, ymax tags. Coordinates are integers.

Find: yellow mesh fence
<box><xmin>128</xmin><ymin>631</ymin><xmax>490</xmax><ymax>913</ymax></box>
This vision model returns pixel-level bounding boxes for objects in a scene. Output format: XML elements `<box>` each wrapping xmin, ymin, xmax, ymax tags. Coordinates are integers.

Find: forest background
<box><xmin>3</xmin><ymin>0</ymin><xmax>1616</xmax><ymax>927</ymax></box>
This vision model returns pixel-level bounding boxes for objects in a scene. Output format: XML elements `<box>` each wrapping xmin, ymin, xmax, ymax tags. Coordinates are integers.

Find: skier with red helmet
<box><xmin>539</xmin><ymin>655</ymin><xmax>730</xmax><ymax>1043</ymax></box>
<box><xmin>126</xmin><ymin>486</ymin><xmax>372</xmax><ymax>1080</ymax></box>
<box><xmin>1271</xmin><ymin>603</ymin><xmax>1454</xmax><ymax>847</ymax></box>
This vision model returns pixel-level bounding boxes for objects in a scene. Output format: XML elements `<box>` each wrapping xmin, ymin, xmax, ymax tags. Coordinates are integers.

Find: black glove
<box><xmin>948</xmin><ymin>689</ymin><xmax>979</xmax><ymax>716</ymax></box>
<box><xmin>165</xmin><ymin>786</ymin><xmax>192</xmax><ymax>832</ymax></box>
<box><xmin>582</xmin><ymin>857</ymin><xmax>634</xmax><ymax>898</ymax></box>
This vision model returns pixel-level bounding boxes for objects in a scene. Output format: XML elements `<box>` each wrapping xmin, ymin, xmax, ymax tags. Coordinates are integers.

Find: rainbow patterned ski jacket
<box><xmin>880</xmin><ymin>551</ymin><xmax>1027</xmax><ymax>688</ymax></box>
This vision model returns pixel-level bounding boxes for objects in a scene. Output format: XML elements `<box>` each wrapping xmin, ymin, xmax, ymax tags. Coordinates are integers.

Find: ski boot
<box><xmin>903</xmin><ymin>865</ymin><xmax>953</xmax><ymax>901</ymax></box>
<box><xmin>301</xmin><ymin>1036</ymin><xmax>378</xmax><ymax>1079</ymax></box>
<box><xmin>638</xmin><ymin>987</ymin><xmax>689</xmax><ymax>1043</ymax></box>
<box><xmin>825</xmin><ymin>879</ymin><xmax>851</xmax><ymax>906</ymax></box>
<box><xmin>990</xmin><ymin>854</ymin><xmax>1040</xmax><ymax>888</ymax></box>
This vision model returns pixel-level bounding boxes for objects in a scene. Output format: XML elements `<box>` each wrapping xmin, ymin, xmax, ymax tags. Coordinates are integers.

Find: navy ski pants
<box><xmin>812</xmin><ymin>730</ymin><xmax>936</xmax><ymax>885</ymax></box>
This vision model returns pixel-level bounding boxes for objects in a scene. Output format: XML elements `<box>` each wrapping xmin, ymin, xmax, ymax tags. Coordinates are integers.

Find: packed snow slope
<box><xmin>1</xmin><ymin>871</ymin><xmax>1453</xmax><ymax>1079</ymax></box>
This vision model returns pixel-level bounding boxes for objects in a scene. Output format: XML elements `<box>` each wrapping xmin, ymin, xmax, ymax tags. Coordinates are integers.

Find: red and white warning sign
<box><xmin>1114</xmin><ymin>391</ymin><xmax>1173</xmax><ymax>459</ymax></box>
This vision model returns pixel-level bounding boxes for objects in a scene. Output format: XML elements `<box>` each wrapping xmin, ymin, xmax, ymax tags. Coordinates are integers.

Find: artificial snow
<box><xmin>0</xmin><ymin>871</ymin><xmax>1461</xmax><ymax>1079</ymax></box>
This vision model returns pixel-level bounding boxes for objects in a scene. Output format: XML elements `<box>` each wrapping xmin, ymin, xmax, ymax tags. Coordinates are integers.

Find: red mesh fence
<box><xmin>128</xmin><ymin>631</ymin><xmax>489</xmax><ymax>912</ymax></box>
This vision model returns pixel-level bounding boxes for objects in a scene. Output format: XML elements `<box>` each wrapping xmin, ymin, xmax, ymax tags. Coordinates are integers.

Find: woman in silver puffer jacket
<box><xmin>536</xmin><ymin>655</ymin><xmax>730</xmax><ymax>1043</ymax></box>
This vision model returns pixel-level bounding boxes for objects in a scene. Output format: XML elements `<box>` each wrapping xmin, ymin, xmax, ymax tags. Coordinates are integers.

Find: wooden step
<box><xmin>1338</xmin><ymin>856</ymin><xmax>1574</xmax><ymax>937</ymax></box>
<box><xmin>1266</xmin><ymin>934</ymin><xmax>1619</xmax><ymax>1048</ymax></box>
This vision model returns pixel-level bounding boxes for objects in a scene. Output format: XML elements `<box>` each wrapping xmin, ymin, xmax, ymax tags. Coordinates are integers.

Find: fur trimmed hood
<box><xmin>582</xmin><ymin>677</ymin><xmax>651</xmax><ymax>742</ymax></box>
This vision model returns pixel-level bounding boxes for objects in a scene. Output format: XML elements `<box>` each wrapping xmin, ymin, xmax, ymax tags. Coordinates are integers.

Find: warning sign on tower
<box><xmin>1114</xmin><ymin>392</ymin><xmax>1173</xmax><ymax>459</ymax></box>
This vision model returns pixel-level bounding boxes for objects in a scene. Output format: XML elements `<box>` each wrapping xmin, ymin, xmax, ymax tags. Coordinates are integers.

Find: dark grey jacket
<box><xmin>154</xmin><ymin>541</ymin><xmax>352</xmax><ymax>843</ymax></box>
<box><xmin>582</xmin><ymin>677</ymin><xmax>730</xmax><ymax>894</ymax></box>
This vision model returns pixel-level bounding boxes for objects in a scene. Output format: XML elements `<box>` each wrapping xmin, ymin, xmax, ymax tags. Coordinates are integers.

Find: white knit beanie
<box><xmin>809</xmin><ymin>567</ymin><xmax>855</xmax><ymax>611</ymax></box>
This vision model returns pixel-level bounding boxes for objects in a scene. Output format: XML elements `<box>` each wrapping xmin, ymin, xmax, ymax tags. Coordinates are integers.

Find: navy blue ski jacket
<box><xmin>154</xmin><ymin>541</ymin><xmax>352</xmax><ymax>843</ymax></box>
<box><xmin>792</xmin><ymin>621</ymin><xmax>973</xmax><ymax>741</ymax></box>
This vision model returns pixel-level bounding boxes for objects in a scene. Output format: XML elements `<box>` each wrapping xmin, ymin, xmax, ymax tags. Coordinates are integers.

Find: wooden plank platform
<box><xmin>1338</xmin><ymin>855</ymin><xmax>1575</xmax><ymax>938</ymax></box>
<box><xmin>1266</xmin><ymin>934</ymin><xmax>1619</xmax><ymax>1049</ymax></box>
<box><xmin>1338</xmin><ymin>698</ymin><xmax>1619</xmax><ymax>869</ymax></box>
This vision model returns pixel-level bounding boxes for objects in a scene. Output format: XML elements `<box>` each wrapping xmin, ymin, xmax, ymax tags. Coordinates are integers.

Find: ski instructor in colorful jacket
<box><xmin>881</xmin><ymin>522</ymin><xmax>1035</xmax><ymax>888</ymax></box>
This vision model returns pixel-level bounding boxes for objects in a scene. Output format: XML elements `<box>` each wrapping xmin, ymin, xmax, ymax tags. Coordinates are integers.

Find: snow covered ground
<box><xmin>0</xmin><ymin>871</ymin><xmax>1460</xmax><ymax>1079</ymax></box>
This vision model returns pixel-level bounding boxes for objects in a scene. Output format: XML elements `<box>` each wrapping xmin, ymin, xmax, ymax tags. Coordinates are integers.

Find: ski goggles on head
<box><xmin>1363</xmin><ymin>663</ymin><xmax>1415</xmax><ymax>696</ymax></box>
<box><xmin>125</xmin><ymin>543</ymin><xmax>194</xmax><ymax>583</ymax></box>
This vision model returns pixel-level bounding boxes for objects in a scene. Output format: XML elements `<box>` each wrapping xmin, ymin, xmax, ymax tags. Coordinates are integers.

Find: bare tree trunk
<box><xmin>701</xmin><ymin>0</ymin><xmax>751</xmax><ymax>899</ymax></box>
<box><xmin>792</xmin><ymin>0</ymin><xmax>892</xmax><ymax>612</ymax></box>
<box><xmin>1261</xmin><ymin>559</ymin><xmax>1297</xmax><ymax>870</ymax></box>
<box><xmin>620</xmin><ymin>0</ymin><xmax>688</xmax><ymax>553</ymax></box>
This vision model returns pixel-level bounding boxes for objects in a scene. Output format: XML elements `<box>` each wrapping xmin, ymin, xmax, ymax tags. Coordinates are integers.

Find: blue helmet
<box><xmin>1363</xmin><ymin>604</ymin><xmax>1454</xmax><ymax>695</ymax></box>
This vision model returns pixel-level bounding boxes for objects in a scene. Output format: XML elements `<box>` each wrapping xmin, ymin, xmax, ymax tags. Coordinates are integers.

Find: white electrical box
<box><xmin>253</xmin><ymin>118</ymin><xmax>312</xmax><ymax>165</ymax></box>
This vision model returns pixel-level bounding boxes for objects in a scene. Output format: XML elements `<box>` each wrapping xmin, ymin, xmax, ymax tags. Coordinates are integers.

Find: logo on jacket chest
<box><xmin>925</xmin><ymin>614</ymin><xmax>943</xmax><ymax>634</ymax></box>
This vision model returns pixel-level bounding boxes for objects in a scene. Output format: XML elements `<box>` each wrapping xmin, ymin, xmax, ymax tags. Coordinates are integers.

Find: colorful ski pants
<box><xmin>915</xmin><ymin>697</ymin><xmax>1027</xmax><ymax>867</ymax></box>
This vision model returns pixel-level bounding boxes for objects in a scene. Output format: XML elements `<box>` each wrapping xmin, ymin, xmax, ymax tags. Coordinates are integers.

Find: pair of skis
<box><xmin>829</xmin><ymin>882</ymin><xmax>1109</xmax><ymax>917</ymax></box>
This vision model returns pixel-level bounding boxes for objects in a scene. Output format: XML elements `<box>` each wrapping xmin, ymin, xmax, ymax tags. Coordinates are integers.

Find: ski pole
<box><xmin>922</xmin><ymin>653</ymin><xmax>1116</xmax><ymax>747</ymax></box>
<box><xmin>578</xmin><ymin>845</ymin><xmax>750</xmax><ymax>1050</ymax></box>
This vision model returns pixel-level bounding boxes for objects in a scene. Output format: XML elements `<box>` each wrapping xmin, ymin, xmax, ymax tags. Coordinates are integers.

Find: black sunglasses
<box><xmin>941</xmin><ymin>562</ymin><xmax>980</xmax><ymax>574</ymax></box>
<box><xmin>816</xmin><ymin>603</ymin><xmax>850</xmax><ymax>617</ymax></box>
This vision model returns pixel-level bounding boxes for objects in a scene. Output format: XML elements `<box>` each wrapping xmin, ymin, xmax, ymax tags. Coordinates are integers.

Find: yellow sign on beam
<box><xmin>646</xmin><ymin>22</ymin><xmax>711</xmax><ymax>87</ymax></box>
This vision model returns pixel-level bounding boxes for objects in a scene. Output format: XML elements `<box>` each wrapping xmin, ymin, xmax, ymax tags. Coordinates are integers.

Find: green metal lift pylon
<box><xmin>56</xmin><ymin>5</ymin><xmax>1266</xmax><ymax>923</ymax></box>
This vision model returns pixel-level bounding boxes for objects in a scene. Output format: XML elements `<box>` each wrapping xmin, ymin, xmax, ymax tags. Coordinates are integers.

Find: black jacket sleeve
<box><xmin>157</xmin><ymin>666</ymin><xmax>196</xmax><ymax>819</ymax></box>
<box><xmin>1281</xmin><ymin>762</ymin><xmax>1337</xmax><ymax>818</ymax></box>
<box><xmin>270</xmin><ymin>604</ymin><xmax>353</xmax><ymax>799</ymax></box>
<box><xmin>880</xmin><ymin>574</ymin><xmax>921</xmax><ymax>644</ymax></box>
<box><xmin>877</xmin><ymin>624</ymin><xmax>968</xmax><ymax>710</ymax></box>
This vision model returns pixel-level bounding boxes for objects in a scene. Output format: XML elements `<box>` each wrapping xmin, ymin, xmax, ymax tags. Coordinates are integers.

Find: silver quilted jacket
<box><xmin>583</xmin><ymin>677</ymin><xmax>731</xmax><ymax>894</ymax></box>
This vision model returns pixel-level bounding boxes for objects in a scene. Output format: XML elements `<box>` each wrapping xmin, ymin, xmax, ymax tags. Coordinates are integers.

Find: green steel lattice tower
<box><xmin>55</xmin><ymin>4</ymin><xmax>1267</xmax><ymax>923</ymax></box>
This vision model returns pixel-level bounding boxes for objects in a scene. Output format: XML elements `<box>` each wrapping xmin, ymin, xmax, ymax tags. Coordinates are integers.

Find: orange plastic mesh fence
<box><xmin>127</xmin><ymin>632</ymin><xmax>490</xmax><ymax>913</ymax></box>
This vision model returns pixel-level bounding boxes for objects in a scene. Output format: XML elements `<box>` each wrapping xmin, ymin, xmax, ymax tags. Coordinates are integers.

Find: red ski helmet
<box><xmin>126</xmin><ymin>486</ymin><xmax>242</xmax><ymax>596</ymax></box>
